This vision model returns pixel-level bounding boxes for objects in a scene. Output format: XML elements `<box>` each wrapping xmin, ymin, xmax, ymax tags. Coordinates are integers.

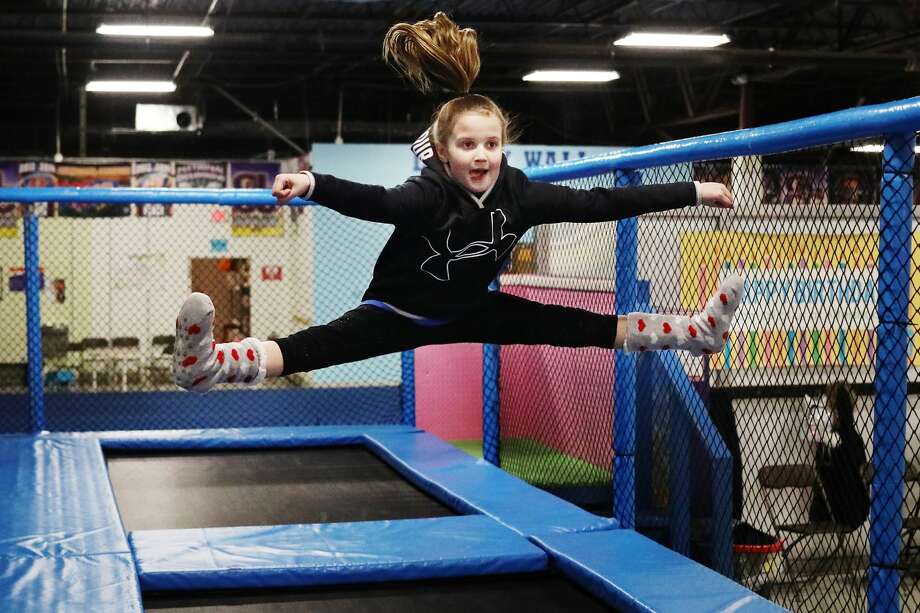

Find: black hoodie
<box><xmin>306</xmin><ymin>131</ymin><xmax>698</xmax><ymax>319</ymax></box>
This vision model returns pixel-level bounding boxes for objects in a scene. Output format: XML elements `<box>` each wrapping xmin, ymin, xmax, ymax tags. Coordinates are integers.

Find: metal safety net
<box><xmin>0</xmin><ymin>160</ymin><xmax>407</xmax><ymax>431</ymax></box>
<box><xmin>498</xmin><ymin>133</ymin><xmax>918</xmax><ymax>612</ymax></box>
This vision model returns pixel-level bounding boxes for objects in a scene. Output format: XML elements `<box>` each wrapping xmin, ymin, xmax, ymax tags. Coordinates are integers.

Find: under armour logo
<box><xmin>411</xmin><ymin>130</ymin><xmax>434</xmax><ymax>162</ymax></box>
<box><xmin>420</xmin><ymin>209</ymin><xmax>518</xmax><ymax>282</ymax></box>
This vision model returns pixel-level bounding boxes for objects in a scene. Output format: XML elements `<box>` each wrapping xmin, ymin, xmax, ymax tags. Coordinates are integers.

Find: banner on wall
<box><xmin>8</xmin><ymin>267</ymin><xmax>44</xmax><ymax>292</ymax></box>
<box><xmin>18</xmin><ymin>162</ymin><xmax>56</xmax><ymax>217</ymax></box>
<box><xmin>679</xmin><ymin>231</ymin><xmax>920</xmax><ymax>370</ymax></box>
<box><xmin>763</xmin><ymin>165</ymin><xmax>828</xmax><ymax>205</ymax></box>
<box><xmin>56</xmin><ymin>164</ymin><xmax>131</xmax><ymax>217</ymax></box>
<box><xmin>175</xmin><ymin>161</ymin><xmax>226</xmax><ymax>189</ymax></box>
<box><xmin>0</xmin><ymin>163</ymin><xmax>18</xmax><ymax>237</ymax></box>
<box><xmin>133</xmin><ymin>161</ymin><xmax>175</xmax><ymax>217</ymax></box>
<box><xmin>229</xmin><ymin>162</ymin><xmax>282</xmax><ymax>237</ymax></box>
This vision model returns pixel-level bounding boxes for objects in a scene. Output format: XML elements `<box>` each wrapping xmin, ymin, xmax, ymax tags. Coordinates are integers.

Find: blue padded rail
<box><xmin>534</xmin><ymin>530</ymin><xmax>786</xmax><ymax>613</ymax></box>
<box><xmin>364</xmin><ymin>430</ymin><xmax>617</xmax><ymax>538</ymax></box>
<box><xmin>131</xmin><ymin>515</ymin><xmax>547</xmax><ymax>591</ymax></box>
<box><xmin>0</xmin><ymin>434</ymin><xmax>143</xmax><ymax>612</ymax></box>
<box><xmin>94</xmin><ymin>424</ymin><xmax>420</xmax><ymax>449</ymax></box>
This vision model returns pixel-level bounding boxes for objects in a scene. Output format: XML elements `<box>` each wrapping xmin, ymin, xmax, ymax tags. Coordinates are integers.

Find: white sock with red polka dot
<box><xmin>172</xmin><ymin>292</ymin><xmax>266</xmax><ymax>393</ymax></box>
<box><xmin>624</xmin><ymin>274</ymin><xmax>744</xmax><ymax>356</ymax></box>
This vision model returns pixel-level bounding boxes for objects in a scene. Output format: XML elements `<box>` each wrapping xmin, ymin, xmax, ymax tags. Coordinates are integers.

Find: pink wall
<box><xmin>500</xmin><ymin>285</ymin><xmax>614</xmax><ymax>469</ymax></box>
<box><xmin>415</xmin><ymin>283</ymin><xmax>615</xmax><ymax>468</ymax></box>
<box><xmin>415</xmin><ymin>343</ymin><xmax>482</xmax><ymax>441</ymax></box>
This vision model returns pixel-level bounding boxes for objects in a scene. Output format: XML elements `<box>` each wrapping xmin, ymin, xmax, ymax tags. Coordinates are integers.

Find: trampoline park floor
<box><xmin>1</xmin><ymin>425</ymin><xmax>784</xmax><ymax>612</ymax></box>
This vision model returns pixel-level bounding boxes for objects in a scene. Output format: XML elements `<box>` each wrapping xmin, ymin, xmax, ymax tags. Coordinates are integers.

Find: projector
<box><xmin>135</xmin><ymin>104</ymin><xmax>203</xmax><ymax>132</ymax></box>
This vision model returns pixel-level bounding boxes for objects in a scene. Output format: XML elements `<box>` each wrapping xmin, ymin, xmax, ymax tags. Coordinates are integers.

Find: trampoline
<box><xmin>105</xmin><ymin>446</ymin><xmax>457</xmax><ymax>530</ymax></box>
<box><xmin>1</xmin><ymin>425</ymin><xmax>777</xmax><ymax>612</ymax></box>
<box><xmin>106</xmin><ymin>443</ymin><xmax>614</xmax><ymax>611</ymax></box>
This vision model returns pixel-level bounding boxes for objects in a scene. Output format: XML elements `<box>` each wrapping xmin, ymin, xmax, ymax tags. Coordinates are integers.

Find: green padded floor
<box><xmin>450</xmin><ymin>438</ymin><xmax>609</xmax><ymax>488</ymax></box>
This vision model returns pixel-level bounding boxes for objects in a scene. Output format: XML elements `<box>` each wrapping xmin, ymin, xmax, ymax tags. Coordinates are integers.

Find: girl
<box><xmin>172</xmin><ymin>12</ymin><xmax>743</xmax><ymax>392</ymax></box>
<box><xmin>809</xmin><ymin>382</ymin><xmax>870</xmax><ymax>529</ymax></box>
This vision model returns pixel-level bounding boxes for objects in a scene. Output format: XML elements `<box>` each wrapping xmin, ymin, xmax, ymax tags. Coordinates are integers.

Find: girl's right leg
<box><xmin>273</xmin><ymin>304</ymin><xmax>434</xmax><ymax>377</ymax></box>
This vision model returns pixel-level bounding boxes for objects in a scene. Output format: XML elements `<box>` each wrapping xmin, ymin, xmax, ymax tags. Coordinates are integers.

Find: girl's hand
<box><xmin>698</xmin><ymin>182</ymin><xmax>734</xmax><ymax>208</ymax></box>
<box><xmin>271</xmin><ymin>173</ymin><xmax>312</xmax><ymax>205</ymax></box>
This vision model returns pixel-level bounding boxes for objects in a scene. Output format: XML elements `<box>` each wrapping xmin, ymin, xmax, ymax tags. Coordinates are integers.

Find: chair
<box><xmin>41</xmin><ymin>325</ymin><xmax>69</xmax><ymax>385</ymax></box>
<box><xmin>757</xmin><ymin>463</ymin><xmax>866</xmax><ymax>601</ymax></box>
<box><xmin>148</xmin><ymin>335</ymin><xmax>175</xmax><ymax>387</ymax></box>
<box><xmin>79</xmin><ymin>337</ymin><xmax>110</xmax><ymax>391</ymax></box>
<box><xmin>110</xmin><ymin>337</ymin><xmax>142</xmax><ymax>391</ymax></box>
<box><xmin>66</xmin><ymin>341</ymin><xmax>84</xmax><ymax>372</ymax></box>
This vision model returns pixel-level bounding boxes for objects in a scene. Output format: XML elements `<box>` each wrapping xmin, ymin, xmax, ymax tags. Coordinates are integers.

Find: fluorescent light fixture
<box><xmin>96</xmin><ymin>24</ymin><xmax>214</xmax><ymax>38</ymax></box>
<box><xmin>523</xmin><ymin>70</ymin><xmax>620</xmax><ymax>83</ymax></box>
<box><xmin>614</xmin><ymin>32</ymin><xmax>730</xmax><ymax>48</ymax></box>
<box><xmin>851</xmin><ymin>143</ymin><xmax>920</xmax><ymax>153</ymax></box>
<box><xmin>86</xmin><ymin>80</ymin><xmax>177</xmax><ymax>93</ymax></box>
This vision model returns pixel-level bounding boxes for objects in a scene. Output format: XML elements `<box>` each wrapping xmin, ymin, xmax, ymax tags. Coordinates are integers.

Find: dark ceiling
<box><xmin>1</xmin><ymin>0</ymin><xmax>919</xmax><ymax>159</ymax></box>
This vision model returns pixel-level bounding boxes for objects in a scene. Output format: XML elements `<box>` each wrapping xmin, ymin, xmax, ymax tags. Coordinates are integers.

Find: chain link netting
<box><xmin>0</xmin><ymin>160</ymin><xmax>404</xmax><ymax>431</ymax></box>
<box><xmin>498</xmin><ymin>142</ymin><xmax>918</xmax><ymax>612</ymax></box>
<box><xmin>498</xmin><ymin>171</ymin><xmax>618</xmax><ymax>512</ymax></box>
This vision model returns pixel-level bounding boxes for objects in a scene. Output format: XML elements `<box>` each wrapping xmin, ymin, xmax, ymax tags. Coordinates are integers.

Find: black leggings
<box><xmin>275</xmin><ymin>292</ymin><xmax>617</xmax><ymax>376</ymax></box>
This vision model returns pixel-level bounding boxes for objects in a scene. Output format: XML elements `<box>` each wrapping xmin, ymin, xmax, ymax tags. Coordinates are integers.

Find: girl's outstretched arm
<box><xmin>272</xmin><ymin>171</ymin><xmax>443</xmax><ymax>228</ymax></box>
<box><xmin>522</xmin><ymin>177</ymin><xmax>733</xmax><ymax>225</ymax></box>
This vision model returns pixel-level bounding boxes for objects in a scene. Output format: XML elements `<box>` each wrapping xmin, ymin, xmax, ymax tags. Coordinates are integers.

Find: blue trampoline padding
<box><xmin>94</xmin><ymin>424</ymin><xmax>420</xmax><ymax>449</ymax></box>
<box><xmin>131</xmin><ymin>515</ymin><xmax>548</xmax><ymax>591</ymax></box>
<box><xmin>0</xmin><ymin>435</ymin><xmax>143</xmax><ymax>612</ymax></box>
<box><xmin>363</xmin><ymin>431</ymin><xmax>618</xmax><ymax>538</ymax></box>
<box><xmin>0</xmin><ymin>435</ymin><xmax>130</xmax><ymax>558</ymax></box>
<box><xmin>534</xmin><ymin>530</ymin><xmax>787</xmax><ymax>613</ymax></box>
<box><xmin>0</xmin><ymin>553</ymin><xmax>142</xmax><ymax>613</ymax></box>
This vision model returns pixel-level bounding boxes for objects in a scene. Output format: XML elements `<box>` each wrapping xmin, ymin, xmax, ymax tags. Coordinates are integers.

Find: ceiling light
<box><xmin>96</xmin><ymin>24</ymin><xmax>214</xmax><ymax>38</ymax></box>
<box><xmin>613</xmin><ymin>32</ymin><xmax>730</xmax><ymax>48</ymax></box>
<box><xmin>523</xmin><ymin>70</ymin><xmax>620</xmax><ymax>83</ymax></box>
<box><xmin>86</xmin><ymin>80</ymin><xmax>177</xmax><ymax>93</ymax></box>
<box><xmin>851</xmin><ymin>143</ymin><xmax>920</xmax><ymax>153</ymax></box>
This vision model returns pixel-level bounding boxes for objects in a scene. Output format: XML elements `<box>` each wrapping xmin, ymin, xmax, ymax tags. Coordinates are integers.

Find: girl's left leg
<box><xmin>446</xmin><ymin>273</ymin><xmax>743</xmax><ymax>355</ymax></box>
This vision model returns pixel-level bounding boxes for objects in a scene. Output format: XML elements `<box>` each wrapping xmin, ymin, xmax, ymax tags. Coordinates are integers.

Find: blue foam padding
<box><xmin>131</xmin><ymin>515</ymin><xmax>548</xmax><ymax>591</ymax></box>
<box><xmin>94</xmin><ymin>424</ymin><xmax>419</xmax><ymax>449</ymax></box>
<box><xmin>534</xmin><ymin>530</ymin><xmax>787</xmax><ymax>613</ymax></box>
<box><xmin>0</xmin><ymin>435</ymin><xmax>143</xmax><ymax>612</ymax></box>
<box><xmin>364</xmin><ymin>431</ymin><xmax>618</xmax><ymax>538</ymax></box>
<box><xmin>0</xmin><ymin>435</ymin><xmax>129</xmax><ymax>558</ymax></box>
<box><xmin>0</xmin><ymin>553</ymin><xmax>142</xmax><ymax>613</ymax></box>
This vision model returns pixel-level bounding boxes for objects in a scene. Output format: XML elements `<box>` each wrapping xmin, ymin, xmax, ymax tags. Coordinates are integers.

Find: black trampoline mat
<box><xmin>142</xmin><ymin>572</ymin><xmax>617</xmax><ymax>612</ymax></box>
<box><xmin>105</xmin><ymin>446</ymin><xmax>456</xmax><ymax>531</ymax></box>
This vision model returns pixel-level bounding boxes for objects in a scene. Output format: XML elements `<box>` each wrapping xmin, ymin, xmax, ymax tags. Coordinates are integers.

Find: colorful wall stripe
<box><xmin>679</xmin><ymin>230</ymin><xmax>919</xmax><ymax>371</ymax></box>
<box><xmin>709</xmin><ymin>327</ymin><xmax>920</xmax><ymax>370</ymax></box>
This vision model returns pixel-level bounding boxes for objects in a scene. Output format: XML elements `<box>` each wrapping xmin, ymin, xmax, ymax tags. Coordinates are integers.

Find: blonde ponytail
<box><xmin>382</xmin><ymin>12</ymin><xmax>480</xmax><ymax>95</ymax></box>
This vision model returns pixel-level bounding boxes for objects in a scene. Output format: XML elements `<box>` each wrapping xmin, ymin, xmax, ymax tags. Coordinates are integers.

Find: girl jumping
<box><xmin>173</xmin><ymin>12</ymin><xmax>743</xmax><ymax>392</ymax></box>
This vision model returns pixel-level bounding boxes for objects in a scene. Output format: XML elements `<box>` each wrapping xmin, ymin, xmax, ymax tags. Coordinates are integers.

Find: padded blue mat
<box><xmin>535</xmin><ymin>530</ymin><xmax>787</xmax><ymax>612</ymax></box>
<box><xmin>0</xmin><ymin>435</ymin><xmax>142</xmax><ymax>612</ymax></box>
<box><xmin>132</xmin><ymin>515</ymin><xmax>548</xmax><ymax>591</ymax></box>
<box><xmin>365</xmin><ymin>430</ymin><xmax>618</xmax><ymax>538</ymax></box>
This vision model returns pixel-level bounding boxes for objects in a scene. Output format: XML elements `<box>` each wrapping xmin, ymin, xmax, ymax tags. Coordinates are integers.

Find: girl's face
<box><xmin>436</xmin><ymin>111</ymin><xmax>503</xmax><ymax>194</ymax></box>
